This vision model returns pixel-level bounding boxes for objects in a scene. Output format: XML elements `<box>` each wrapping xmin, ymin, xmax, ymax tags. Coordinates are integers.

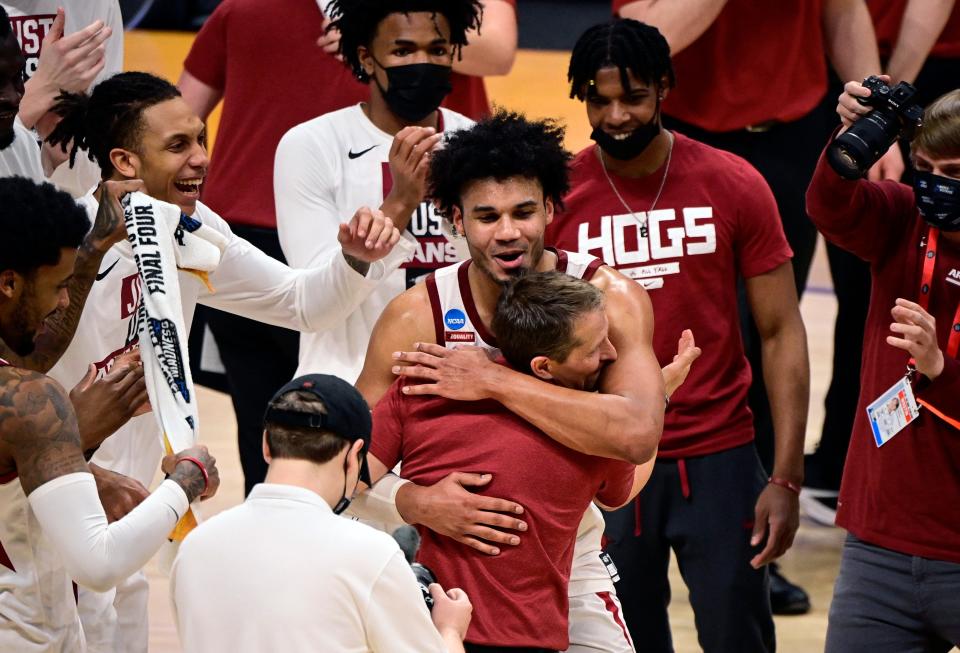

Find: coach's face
<box><xmin>0</xmin><ymin>248</ymin><xmax>75</xmax><ymax>356</ymax></box>
<box><xmin>110</xmin><ymin>97</ymin><xmax>209</xmax><ymax>215</ymax></box>
<box><xmin>454</xmin><ymin>176</ymin><xmax>553</xmax><ymax>284</ymax></box>
<box><xmin>533</xmin><ymin>308</ymin><xmax>617</xmax><ymax>391</ymax></box>
<box><xmin>0</xmin><ymin>31</ymin><xmax>25</xmax><ymax>150</ymax></box>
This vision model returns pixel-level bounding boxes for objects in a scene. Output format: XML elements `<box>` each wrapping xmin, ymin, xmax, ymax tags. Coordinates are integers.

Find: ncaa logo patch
<box><xmin>444</xmin><ymin>308</ymin><xmax>467</xmax><ymax>331</ymax></box>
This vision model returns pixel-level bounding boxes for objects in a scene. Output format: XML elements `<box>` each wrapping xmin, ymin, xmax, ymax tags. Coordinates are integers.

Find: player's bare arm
<box><xmin>0</xmin><ymin>180</ymin><xmax>143</xmax><ymax>373</ymax></box>
<box><xmin>395</xmin><ymin>266</ymin><xmax>668</xmax><ymax>464</ymax></box>
<box><xmin>355</xmin><ymin>284</ymin><xmax>436</xmax><ymax>406</ymax></box>
<box><xmin>744</xmin><ymin>262</ymin><xmax>809</xmax><ymax>568</ymax></box>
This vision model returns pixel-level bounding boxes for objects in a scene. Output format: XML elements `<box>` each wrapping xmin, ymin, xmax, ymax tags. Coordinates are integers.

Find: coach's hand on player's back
<box><xmin>396</xmin><ymin>472</ymin><xmax>527</xmax><ymax>556</ymax></box>
<box><xmin>338</xmin><ymin>206</ymin><xmax>402</xmax><ymax>271</ymax></box>
<box><xmin>429</xmin><ymin>584</ymin><xmax>472</xmax><ymax>642</ymax></box>
<box><xmin>162</xmin><ymin>446</ymin><xmax>221</xmax><ymax>503</ymax></box>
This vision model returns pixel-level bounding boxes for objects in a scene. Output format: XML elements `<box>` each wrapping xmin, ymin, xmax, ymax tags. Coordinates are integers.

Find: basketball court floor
<box><xmin>125</xmin><ymin>29</ymin><xmax>857</xmax><ymax>653</ymax></box>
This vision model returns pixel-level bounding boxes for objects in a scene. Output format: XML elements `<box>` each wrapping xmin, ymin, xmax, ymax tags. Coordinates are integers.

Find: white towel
<box><xmin>121</xmin><ymin>192</ymin><xmax>222</xmax><ymax>540</ymax></box>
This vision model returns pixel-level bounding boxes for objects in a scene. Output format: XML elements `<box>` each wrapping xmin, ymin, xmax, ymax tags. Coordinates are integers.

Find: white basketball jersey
<box><xmin>425</xmin><ymin>249</ymin><xmax>615</xmax><ymax>594</ymax></box>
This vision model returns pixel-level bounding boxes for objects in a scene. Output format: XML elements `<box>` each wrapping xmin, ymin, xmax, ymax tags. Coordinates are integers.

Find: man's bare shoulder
<box><xmin>379</xmin><ymin>281</ymin><xmax>437</xmax><ymax>342</ymax></box>
<box><xmin>0</xmin><ymin>367</ymin><xmax>84</xmax><ymax>494</ymax></box>
<box><xmin>591</xmin><ymin>265</ymin><xmax>651</xmax><ymax>305</ymax></box>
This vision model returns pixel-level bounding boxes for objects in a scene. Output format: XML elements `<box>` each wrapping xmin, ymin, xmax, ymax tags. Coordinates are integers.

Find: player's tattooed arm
<box><xmin>0</xmin><ymin>180</ymin><xmax>144</xmax><ymax>373</ymax></box>
<box><xmin>0</xmin><ymin>368</ymin><xmax>89</xmax><ymax>496</ymax></box>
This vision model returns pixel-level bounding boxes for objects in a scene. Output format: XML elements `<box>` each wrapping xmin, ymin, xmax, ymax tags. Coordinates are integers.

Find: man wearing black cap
<box><xmin>169</xmin><ymin>374</ymin><xmax>473</xmax><ymax>653</ymax></box>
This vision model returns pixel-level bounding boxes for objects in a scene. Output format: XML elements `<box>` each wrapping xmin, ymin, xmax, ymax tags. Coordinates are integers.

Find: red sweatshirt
<box><xmin>806</xmin><ymin>147</ymin><xmax>960</xmax><ymax>562</ymax></box>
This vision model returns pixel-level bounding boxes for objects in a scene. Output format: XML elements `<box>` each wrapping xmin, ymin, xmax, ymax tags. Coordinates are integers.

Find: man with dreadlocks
<box><xmin>33</xmin><ymin>70</ymin><xmax>405</xmax><ymax>653</ymax></box>
<box><xmin>274</xmin><ymin>0</ymin><xmax>479</xmax><ymax>400</ymax></box>
<box><xmin>547</xmin><ymin>19</ymin><xmax>809</xmax><ymax>653</ymax></box>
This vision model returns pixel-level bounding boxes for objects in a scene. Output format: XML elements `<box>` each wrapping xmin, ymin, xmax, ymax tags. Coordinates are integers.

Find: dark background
<box><xmin>120</xmin><ymin>0</ymin><xmax>612</xmax><ymax>50</ymax></box>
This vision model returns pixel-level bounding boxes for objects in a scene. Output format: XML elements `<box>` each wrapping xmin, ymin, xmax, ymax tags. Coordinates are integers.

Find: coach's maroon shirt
<box><xmin>371</xmin><ymin>377</ymin><xmax>635</xmax><ymax>650</ymax></box>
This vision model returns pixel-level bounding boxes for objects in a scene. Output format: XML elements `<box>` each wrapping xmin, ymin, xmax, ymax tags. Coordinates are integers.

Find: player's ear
<box><xmin>109</xmin><ymin>148</ymin><xmax>139</xmax><ymax>180</ymax></box>
<box><xmin>0</xmin><ymin>269</ymin><xmax>21</xmax><ymax>299</ymax></box>
<box><xmin>452</xmin><ymin>205</ymin><xmax>465</xmax><ymax>236</ymax></box>
<box><xmin>529</xmin><ymin>355</ymin><xmax>555</xmax><ymax>381</ymax></box>
<box><xmin>358</xmin><ymin>45</ymin><xmax>375</xmax><ymax>80</ymax></box>
<box><xmin>544</xmin><ymin>197</ymin><xmax>554</xmax><ymax>226</ymax></box>
<box><xmin>261</xmin><ymin>430</ymin><xmax>271</xmax><ymax>464</ymax></box>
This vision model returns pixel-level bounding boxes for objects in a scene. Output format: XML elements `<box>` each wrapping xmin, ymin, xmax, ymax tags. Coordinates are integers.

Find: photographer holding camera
<box><xmin>807</xmin><ymin>78</ymin><xmax>960</xmax><ymax>653</ymax></box>
<box><xmin>170</xmin><ymin>374</ymin><xmax>472</xmax><ymax>653</ymax></box>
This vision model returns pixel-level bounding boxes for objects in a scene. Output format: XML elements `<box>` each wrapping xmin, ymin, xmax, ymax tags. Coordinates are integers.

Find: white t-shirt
<box><xmin>275</xmin><ymin>104</ymin><xmax>473</xmax><ymax>382</ymax></box>
<box><xmin>171</xmin><ymin>483</ymin><xmax>449</xmax><ymax>653</ymax></box>
<box><xmin>2</xmin><ymin>0</ymin><xmax>124</xmax><ymax>196</ymax></box>
<box><xmin>0</xmin><ymin>117</ymin><xmax>44</xmax><ymax>181</ymax></box>
<box><xmin>46</xmin><ymin>196</ymin><xmax>411</xmax><ymax>487</ymax></box>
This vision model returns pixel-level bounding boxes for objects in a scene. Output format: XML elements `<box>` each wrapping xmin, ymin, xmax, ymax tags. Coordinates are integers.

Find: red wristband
<box><xmin>176</xmin><ymin>456</ymin><xmax>209</xmax><ymax>496</ymax></box>
<box><xmin>768</xmin><ymin>476</ymin><xmax>801</xmax><ymax>495</ymax></box>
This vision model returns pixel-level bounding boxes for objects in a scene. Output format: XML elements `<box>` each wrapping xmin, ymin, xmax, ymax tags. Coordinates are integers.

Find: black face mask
<box><xmin>372</xmin><ymin>59</ymin><xmax>452</xmax><ymax>123</ymax></box>
<box><xmin>591</xmin><ymin>100</ymin><xmax>662</xmax><ymax>161</ymax></box>
<box><xmin>914</xmin><ymin>170</ymin><xmax>960</xmax><ymax>232</ymax></box>
<box><xmin>332</xmin><ymin>459</ymin><xmax>354</xmax><ymax>515</ymax></box>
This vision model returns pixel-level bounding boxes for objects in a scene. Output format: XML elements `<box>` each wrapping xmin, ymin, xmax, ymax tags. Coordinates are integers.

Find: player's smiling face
<box><xmin>112</xmin><ymin>97</ymin><xmax>208</xmax><ymax>215</ymax></box>
<box><xmin>454</xmin><ymin>176</ymin><xmax>554</xmax><ymax>284</ymax></box>
<box><xmin>585</xmin><ymin>66</ymin><xmax>665</xmax><ymax>142</ymax></box>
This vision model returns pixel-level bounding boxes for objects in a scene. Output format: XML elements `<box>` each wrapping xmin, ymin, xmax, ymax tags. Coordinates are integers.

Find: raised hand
<box><xmin>91</xmin><ymin>179</ymin><xmax>145</xmax><ymax>252</ymax></box>
<box><xmin>888</xmin><ymin>298</ymin><xmax>945</xmax><ymax>379</ymax></box>
<box><xmin>70</xmin><ymin>356</ymin><xmax>148</xmax><ymax>451</ymax></box>
<box><xmin>338</xmin><ymin>206</ymin><xmax>403</xmax><ymax>271</ymax></box>
<box><xmin>660</xmin><ymin>329</ymin><xmax>701</xmax><ymax>398</ymax></box>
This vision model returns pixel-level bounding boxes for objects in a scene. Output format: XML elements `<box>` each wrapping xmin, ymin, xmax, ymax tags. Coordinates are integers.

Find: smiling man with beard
<box><xmin>22</xmin><ymin>70</ymin><xmax>409</xmax><ymax>653</ymax></box>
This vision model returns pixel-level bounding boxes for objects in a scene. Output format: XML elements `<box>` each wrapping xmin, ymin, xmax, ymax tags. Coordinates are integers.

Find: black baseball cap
<box><xmin>263</xmin><ymin>374</ymin><xmax>372</xmax><ymax>485</ymax></box>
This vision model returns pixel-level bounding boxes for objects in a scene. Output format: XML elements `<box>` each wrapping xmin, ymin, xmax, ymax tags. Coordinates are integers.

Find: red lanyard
<box><xmin>918</xmin><ymin>227</ymin><xmax>960</xmax><ymax>359</ymax></box>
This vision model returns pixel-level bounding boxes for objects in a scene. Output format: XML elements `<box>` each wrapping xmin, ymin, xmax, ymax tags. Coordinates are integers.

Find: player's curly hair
<box><xmin>428</xmin><ymin>109</ymin><xmax>572</xmax><ymax>219</ymax></box>
<box><xmin>0</xmin><ymin>177</ymin><xmax>90</xmax><ymax>274</ymax></box>
<box><xmin>326</xmin><ymin>0</ymin><xmax>483</xmax><ymax>83</ymax></box>
<box><xmin>46</xmin><ymin>72</ymin><xmax>181</xmax><ymax>178</ymax></box>
<box><xmin>568</xmin><ymin>18</ymin><xmax>675</xmax><ymax>101</ymax></box>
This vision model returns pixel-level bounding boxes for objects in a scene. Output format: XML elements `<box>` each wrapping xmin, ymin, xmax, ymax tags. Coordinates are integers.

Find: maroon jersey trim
<box><xmin>424</xmin><ymin>273</ymin><xmax>445</xmax><ymax>346</ymax></box>
<box><xmin>583</xmin><ymin>257</ymin><xmax>604</xmax><ymax>281</ymax></box>
<box><xmin>457</xmin><ymin>261</ymin><xmax>498</xmax><ymax>347</ymax></box>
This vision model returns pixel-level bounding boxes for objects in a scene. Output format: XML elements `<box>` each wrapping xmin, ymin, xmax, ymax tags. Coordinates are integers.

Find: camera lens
<box><xmin>827</xmin><ymin>111</ymin><xmax>900</xmax><ymax>179</ymax></box>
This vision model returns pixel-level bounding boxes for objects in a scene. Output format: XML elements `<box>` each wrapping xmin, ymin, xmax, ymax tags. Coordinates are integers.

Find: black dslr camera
<box><xmin>411</xmin><ymin>562</ymin><xmax>437</xmax><ymax>611</ymax></box>
<box><xmin>827</xmin><ymin>76</ymin><xmax>924</xmax><ymax>179</ymax></box>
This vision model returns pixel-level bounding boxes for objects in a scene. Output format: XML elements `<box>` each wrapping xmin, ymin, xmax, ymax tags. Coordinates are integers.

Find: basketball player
<box><xmin>0</xmin><ymin>175</ymin><xmax>219</xmax><ymax>651</ymax></box>
<box><xmin>36</xmin><ymin>71</ymin><xmax>404</xmax><ymax>653</ymax></box>
<box><xmin>357</xmin><ymin>111</ymin><xmax>699</xmax><ymax>653</ymax></box>
<box><xmin>274</xmin><ymin>0</ymin><xmax>481</xmax><ymax>387</ymax></box>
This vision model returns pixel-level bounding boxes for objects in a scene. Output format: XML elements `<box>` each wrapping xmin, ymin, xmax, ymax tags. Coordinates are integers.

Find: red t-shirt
<box><xmin>183</xmin><ymin>0</ymin><xmax>506</xmax><ymax>230</ymax></box>
<box><xmin>807</xmin><ymin>148</ymin><xmax>960</xmax><ymax>563</ymax></box>
<box><xmin>868</xmin><ymin>0</ymin><xmax>960</xmax><ymax>59</ymax></box>
<box><xmin>613</xmin><ymin>0</ymin><xmax>828</xmax><ymax>132</ymax></box>
<box><xmin>183</xmin><ymin>0</ymin><xmax>367</xmax><ymax>230</ymax></box>
<box><xmin>370</xmin><ymin>377</ymin><xmax>635</xmax><ymax>650</ymax></box>
<box><xmin>546</xmin><ymin>134</ymin><xmax>792</xmax><ymax>458</ymax></box>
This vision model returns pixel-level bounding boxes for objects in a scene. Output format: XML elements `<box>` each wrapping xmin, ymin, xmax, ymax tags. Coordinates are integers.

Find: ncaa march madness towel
<box><xmin>122</xmin><ymin>191</ymin><xmax>225</xmax><ymax>539</ymax></box>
